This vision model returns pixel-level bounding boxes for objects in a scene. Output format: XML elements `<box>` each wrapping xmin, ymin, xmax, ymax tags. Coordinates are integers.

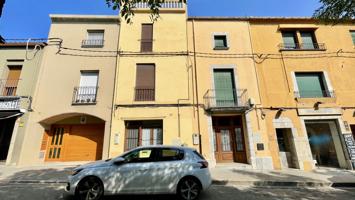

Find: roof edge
<box><xmin>50</xmin><ymin>14</ymin><xmax>120</xmax><ymax>23</ymax></box>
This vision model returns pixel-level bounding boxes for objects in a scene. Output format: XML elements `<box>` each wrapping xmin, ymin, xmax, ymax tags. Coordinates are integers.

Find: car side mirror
<box><xmin>113</xmin><ymin>157</ymin><xmax>126</xmax><ymax>165</ymax></box>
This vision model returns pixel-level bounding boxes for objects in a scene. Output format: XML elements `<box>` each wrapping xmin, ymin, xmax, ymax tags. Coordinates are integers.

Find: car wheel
<box><xmin>177</xmin><ymin>177</ymin><xmax>201</xmax><ymax>200</ymax></box>
<box><xmin>76</xmin><ymin>176</ymin><xmax>104</xmax><ymax>200</ymax></box>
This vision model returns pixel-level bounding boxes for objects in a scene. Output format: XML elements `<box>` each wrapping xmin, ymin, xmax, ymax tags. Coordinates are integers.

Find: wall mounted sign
<box><xmin>0</xmin><ymin>98</ymin><xmax>20</xmax><ymax>110</ymax></box>
<box><xmin>343</xmin><ymin>134</ymin><xmax>355</xmax><ymax>169</ymax></box>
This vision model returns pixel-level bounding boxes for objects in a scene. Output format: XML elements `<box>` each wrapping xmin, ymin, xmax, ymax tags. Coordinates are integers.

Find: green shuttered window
<box><xmin>351</xmin><ymin>31</ymin><xmax>355</xmax><ymax>45</ymax></box>
<box><xmin>295</xmin><ymin>72</ymin><xmax>329</xmax><ymax>98</ymax></box>
<box><xmin>213</xmin><ymin>69</ymin><xmax>236</xmax><ymax>106</ymax></box>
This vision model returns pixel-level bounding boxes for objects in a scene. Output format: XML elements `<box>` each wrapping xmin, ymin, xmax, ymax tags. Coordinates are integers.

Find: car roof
<box><xmin>133</xmin><ymin>145</ymin><xmax>196</xmax><ymax>151</ymax></box>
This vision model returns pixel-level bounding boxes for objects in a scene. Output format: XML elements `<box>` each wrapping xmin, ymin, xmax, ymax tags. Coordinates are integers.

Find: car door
<box><xmin>153</xmin><ymin>148</ymin><xmax>185</xmax><ymax>193</ymax></box>
<box><xmin>109</xmin><ymin>148</ymin><xmax>157</xmax><ymax>194</ymax></box>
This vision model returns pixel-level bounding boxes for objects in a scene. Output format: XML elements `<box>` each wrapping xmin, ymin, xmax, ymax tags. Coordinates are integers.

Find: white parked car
<box><xmin>66</xmin><ymin>146</ymin><xmax>212</xmax><ymax>200</ymax></box>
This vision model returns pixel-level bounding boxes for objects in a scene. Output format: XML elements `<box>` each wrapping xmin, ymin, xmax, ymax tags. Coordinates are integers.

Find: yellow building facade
<box><xmin>4</xmin><ymin>2</ymin><xmax>355</xmax><ymax>171</ymax></box>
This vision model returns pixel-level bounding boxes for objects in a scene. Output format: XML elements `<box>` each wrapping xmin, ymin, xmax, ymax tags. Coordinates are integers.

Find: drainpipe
<box><xmin>192</xmin><ymin>19</ymin><xmax>202</xmax><ymax>154</ymax></box>
<box><xmin>108</xmin><ymin>20</ymin><xmax>121</xmax><ymax>159</ymax></box>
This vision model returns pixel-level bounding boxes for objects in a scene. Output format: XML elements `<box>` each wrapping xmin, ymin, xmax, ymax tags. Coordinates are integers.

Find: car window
<box><xmin>123</xmin><ymin>148</ymin><xmax>155</xmax><ymax>163</ymax></box>
<box><xmin>193</xmin><ymin>150</ymin><xmax>205</xmax><ymax>160</ymax></box>
<box><xmin>156</xmin><ymin>148</ymin><xmax>184</xmax><ymax>162</ymax></box>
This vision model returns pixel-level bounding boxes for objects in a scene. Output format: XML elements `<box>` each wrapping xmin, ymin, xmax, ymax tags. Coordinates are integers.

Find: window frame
<box><xmin>141</xmin><ymin>24</ymin><xmax>154</xmax><ymax>52</ymax></box>
<box><xmin>155</xmin><ymin>148</ymin><xmax>185</xmax><ymax>162</ymax></box>
<box><xmin>212</xmin><ymin>33</ymin><xmax>230</xmax><ymax>50</ymax></box>
<box><xmin>350</xmin><ymin>30</ymin><xmax>355</xmax><ymax>45</ymax></box>
<box><xmin>135</xmin><ymin>64</ymin><xmax>156</xmax><ymax>101</ymax></box>
<box><xmin>292</xmin><ymin>71</ymin><xmax>333</xmax><ymax>98</ymax></box>
<box><xmin>124</xmin><ymin>120</ymin><xmax>163</xmax><ymax>151</ymax></box>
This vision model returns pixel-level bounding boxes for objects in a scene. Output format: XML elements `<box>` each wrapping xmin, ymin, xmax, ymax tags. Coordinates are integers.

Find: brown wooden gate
<box><xmin>45</xmin><ymin>124</ymin><xmax>104</xmax><ymax>162</ymax></box>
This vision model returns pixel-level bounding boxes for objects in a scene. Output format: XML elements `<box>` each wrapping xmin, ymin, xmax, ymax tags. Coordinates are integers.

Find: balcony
<box><xmin>135</xmin><ymin>88</ymin><xmax>155</xmax><ymax>101</ymax></box>
<box><xmin>0</xmin><ymin>79</ymin><xmax>21</xmax><ymax>110</ymax></box>
<box><xmin>135</xmin><ymin>1</ymin><xmax>184</xmax><ymax>9</ymax></box>
<box><xmin>0</xmin><ymin>79</ymin><xmax>20</xmax><ymax>96</ymax></box>
<box><xmin>81</xmin><ymin>40</ymin><xmax>104</xmax><ymax>48</ymax></box>
<box><xmin>279</xmin><ymin>43</ymin><xmax>326</xmax><ymax>51</ymax></box>
<box><xmin>204</xmin><ymin>89</ymin><xmax>250</xmax><ymax>112</ymax></box>
<box><xmin>72</xmin><ymin>87</ymin><xmax>98</xmax><ymax>105</ymax></box>
<box><xmin>294</xmin><ymin>90</ymin><xmax>335</xmax><ymax>99</ymax></box>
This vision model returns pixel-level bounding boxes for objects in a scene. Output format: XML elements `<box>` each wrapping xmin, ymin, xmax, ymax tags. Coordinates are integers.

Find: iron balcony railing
<box><xmin>81</xmin><ymin>40</ymin><xmax>105</xmax><ymax>48</ymax></box>
<box><xmin>73</xmin><ymin>87</ymin><xmax>98</xmax><ymax>104</ymax></box>
<box><xmin>135</xmin><ymin>1</ymin><xmax>184</xmax><ymax>9</ymax></box>
<box><xmin>135</xmin><ymin>88</ymin><xmax>155</xmax><ymax>101</ymax></box>
<box><xmin>279</xmin><ymin>43</ymin><xmax>326</xmax><ymax>51</ymax></box>
<box><xmin>294</xmin><ymin>90</ymin><xmax>335</xmax><ymax>99</ymax></box>
<box><xmin>204</xmin><ymin>89</ymin><xmax>249</xmax><ymax>110</ymax></box>
<box><xmin>0</xmin><ymin>79</ymin><xmax>20</xmax><ymax>97</ymax></box>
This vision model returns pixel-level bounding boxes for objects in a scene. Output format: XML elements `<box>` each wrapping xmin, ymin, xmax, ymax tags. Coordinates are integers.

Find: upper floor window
<box><xmin>214</xmin><ymin>35</ymin><xmax>229</xmax><ymax>50</ymax></box>
<box><xmin>82</xmin><ymin>30</ymin><xmax>104</xmax><ymax>48</ymax></box>
<box><xmin>280</xmin><ymin>30</ymin><xmax>325</xmax><ymax>51</ymax></box>
<box><xmin>281</xmin><ymin>31</ymin><xmax>298</xmax><ymax>49</ymax></box>
<box><xmin>135</xmin><ymin>64</ymin><xmax>155</xmax><ymax>101</ymax></box>
<box><xmin>73</xmin><ymin>71</ymin><xmax>99</xmax><ymax>104</ymax></box>
<box><xmin>294</xmin><ymin>72</ymin><xmax>332</xmax><ymax>98</ymax></box>
<box><xmin>141</xmin><ymin>24</ymin><xmax>153</xmax><ymax>52</ymax></box>
<box><xmin>1</xmin><ymin>65</ymin><xmax>22</xmax><ymax>96</ymax></box>
<box><xmin>351</xmin><ymin>31</ymin><xmax>355</xmax><ymax>45</ymax></box>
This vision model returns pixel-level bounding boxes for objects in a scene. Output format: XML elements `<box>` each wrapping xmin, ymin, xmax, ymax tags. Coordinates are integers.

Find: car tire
<box><xmin>177</xmin><ymin>177</ymin><xmax>202</xmax><ymax>200</ymax></box>
<box><xmin>75</xmin><ymin>176</ymin><xmax>104</xmax><ymax>200</ymax></box>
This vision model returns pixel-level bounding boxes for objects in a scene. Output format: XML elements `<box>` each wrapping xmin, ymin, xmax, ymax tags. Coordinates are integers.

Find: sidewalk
<box><xmin>1</xmin><ymin>163</ymin><xmax>355</xmax><ymax>187</ymax></box>
<box><xmin>212</xmin><ymin>164</ymin><xmax>355</xmax><ymax>187</ymax></box>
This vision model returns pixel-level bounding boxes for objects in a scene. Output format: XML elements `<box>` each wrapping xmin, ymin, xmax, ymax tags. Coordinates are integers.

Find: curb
<box><xmin>212</xmin><ymin>180</ymin><xmax>355</xmax><ymax>188</ymax></box>
<box><xmin>0</xmin><ymin>180</ymin><xmax>67</xmax><ymax>184</ymax></box>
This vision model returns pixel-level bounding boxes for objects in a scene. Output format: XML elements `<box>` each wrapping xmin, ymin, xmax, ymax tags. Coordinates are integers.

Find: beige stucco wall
<box><xmin>249</xmin><ymin>20</ymin><xmax>355</xmax><ymax>170</ymax></box>
<box><xmin>15</xmin><ymin>15</ymin><xmax>120</xmax><ymax>166</ymax></box>
<box><xmin>0</xmin><ymin>47</ymin><xmax>44</xmax><ymax>165</ymax></box>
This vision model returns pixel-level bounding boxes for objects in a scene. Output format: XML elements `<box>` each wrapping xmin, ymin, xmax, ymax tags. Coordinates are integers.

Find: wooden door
<box><xmin>45</xmin><ymin>126</ymin><xmax>67</xmax><ymax>161</ymax></box>
<box><xmin>214</xmin><ymin>128</ymin><xmax>234</xmax><ymax>162</ymax></box>
<box><xmin>233</xmin><ymin>127</ymin><xmax>247</xmax><ymax>163</ymax></box>
<box><xmin>4</xmin><ymin>66</ymin><xmax>22</xmax><ymax>96</ymax></box>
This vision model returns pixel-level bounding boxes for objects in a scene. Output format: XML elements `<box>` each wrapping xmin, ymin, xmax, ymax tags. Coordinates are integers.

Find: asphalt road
<box><xmin>0</xmin><ymin>183</ymin><xmax>355</xmax><ymax>200</ymax></box>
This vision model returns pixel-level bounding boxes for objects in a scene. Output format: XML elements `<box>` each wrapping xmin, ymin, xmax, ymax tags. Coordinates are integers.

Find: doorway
<box><xmin>276</xmin><ymin>128</ymin><xmax>297</xmax><ymax>168</ymax></box>
<box><xmin>305</xmin><ymin>121</ymin><xmax>347</xmax><ymax>168</ymax></box>
<box><xmin>0</xmin><ymin>117</ymin><xmax>17</xmax><ymax>161</ymax></box>
<box><xmin>213</xmin><ymin>116</ymin><xmax>247</xmax><ymax>163</ymax></box>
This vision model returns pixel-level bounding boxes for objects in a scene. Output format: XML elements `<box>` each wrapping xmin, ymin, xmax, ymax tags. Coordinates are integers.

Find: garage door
<box><xmin>45</xmin><ymin>124</ymin><xmax>104</xmax><ymax>162</ymax></box>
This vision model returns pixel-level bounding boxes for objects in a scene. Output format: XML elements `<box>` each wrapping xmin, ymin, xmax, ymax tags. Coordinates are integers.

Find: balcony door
<box><xmin>4</xmin><ymin>66</ymin><xmax>22</xmax><ymax>96</ymax></box>
<box><xmin>77</xmin><ymin>71</ymin><xmax>98</xmax><ymax>103</ymax></box>
<box><xmin>213</xmin><ymin>69</ymin><xmax>236</xmax><ymax>107</ymax></box>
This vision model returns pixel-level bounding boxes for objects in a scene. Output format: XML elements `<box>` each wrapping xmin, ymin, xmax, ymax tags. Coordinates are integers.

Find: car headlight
<box><xmin>70</xmin><ymin>169</ymin><xmax>83</xmax><ymax>176</ymax></box>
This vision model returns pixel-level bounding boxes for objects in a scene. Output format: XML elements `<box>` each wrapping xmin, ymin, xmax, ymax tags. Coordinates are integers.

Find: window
<box><xmin>280</xmin><ymin>30</ymin><xmax>324</xmax><ymax>50</ymax></box>
<box><xmin>125</xmin><ymin>120</ymin><xmax>163</xmax><ymax>151</ymax></box>
<box><xmin>156</xmin><ymin>148</ymin><xmax>184</xmax><ymax>161</ymax></box>
<box><xmin>282</xmin><ymin>31</ymin><xmax>298</xmax><ymax>49</ymax></box>
<box><xmin>141</xmin><ymin>24</ymin><xmax>153</xmax><ymax>52</ymax></box>
<box><xmin>73</xmin><ymin>71</ymin><xmax>99</xmax><ymax>104</ymax></box>
<box><xmin>2</xmin><ymin>65</ymin><xmax>22</xmax><ymax>96</ymax></box>
<box><xmin>300</xmin><ymin>31</ymin><xmax>317</xmax><ymax>49</ymax></box>
<box><xmin>135</xmin><ymin>64</ymin><xmax>155</xmax><ymax>101</ymax></box>
<box><xmin>351</xmin><ymin>31</ymin><xmax>355</xmax><ymax>45</ymax></box>
<box><xmin>295</xmin><ymin>72</ymin><xmax>331</xmax><ymax>98</ymax></box>
<box><xmin>123</xmin><ymin>148</ymin><xmax>155</xmax><ymax>163</ymax></box>
<box><xmin>214</xmin><ymin>35</ymin><xmax>228</xmax><ymax>50</ymax></box>
<box><xmin>82</xmin><ymin>30</ymin><xmax>104</xmax><ymax>48</ymax></box>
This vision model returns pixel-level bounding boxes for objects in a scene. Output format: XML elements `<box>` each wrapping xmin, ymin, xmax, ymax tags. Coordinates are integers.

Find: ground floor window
<box><xmin>125</xmin><ymin>120</ymin><xmax>163</xmax><ymax>151</ymax></box>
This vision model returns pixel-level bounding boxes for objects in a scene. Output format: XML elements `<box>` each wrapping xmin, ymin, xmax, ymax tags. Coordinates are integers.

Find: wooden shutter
<box><xmin>4</xmin><ymin>66</ymin><xmax>22</xmax><ymax>96</ymax></box>
<box><xmin>135</xmin><ymin>64</ymin><xmax>155</xmax><ymax>101</ymax></box>
<box><xmin>141</xmin><ymin>24</ymin><xmax>153</xmax><ymax>52</ymax></box>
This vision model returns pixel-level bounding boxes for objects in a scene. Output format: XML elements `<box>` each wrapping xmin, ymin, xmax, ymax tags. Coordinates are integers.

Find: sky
<box><xmin>0</xmin><ymin>0</ymin><xmax>321</xmax><ymax>39</ymax></box>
